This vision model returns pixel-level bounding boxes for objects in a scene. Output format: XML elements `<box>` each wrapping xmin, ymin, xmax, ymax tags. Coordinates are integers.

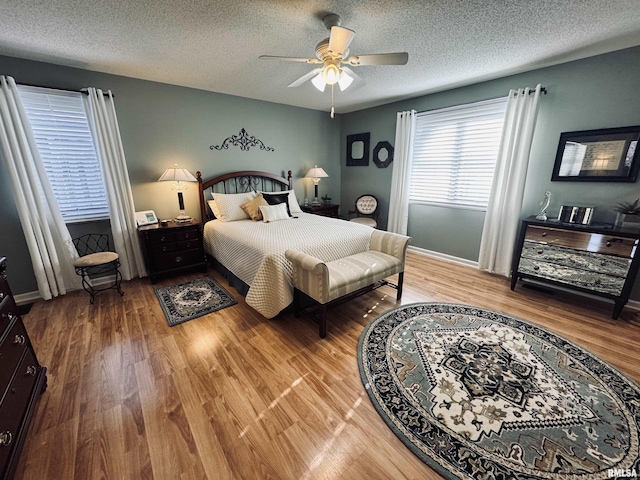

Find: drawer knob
<box><xmin>0</xmin><ymin>292</ymin><xmax>4</xmax><ymax>300</ymax></box>
<box><xmin>533</xmin><ymin>265</ymin><xmax>540</xmax><ymax>271</ymax></box>
<box><xmin>185</xmin><ymin>233</ymin><xmax>191</xmax><ymax>239</ymax></box>
<box><xmin>160</xmin><ymin>236</ymin><xmax>167</xmax><ymax>242</ymax></box>
<box><xmin>26</xmin><ymin>365</ymin><xmax>37</xmax><ymax>376</ymax></box>
<box><xmin>175</xmin><ymin>256</ymin><xmax>183</xmax><ymax>263</ymax></box>
<box><xmin>541</xmin><ymin>232</ymin><xmax>547</xmax><ymax>237</ymax></box>
<box><xmin>0</xmin><ymin>431</ymin><xmax>12</xmax><ymax>446</ymax></box>
<box><xmin>13</xmin><ymin>334</ymin><xmax>25</xmax><ymax>345</ymax></box>
<box><xmin>2</xmin><ymin>313</ymin><xmax>17</xmax><ymax>322</ymax></box>
<box><xmin>162</xmin><ymin>246</ymin><xmax>168</xmax><ymax>252</ymax></box>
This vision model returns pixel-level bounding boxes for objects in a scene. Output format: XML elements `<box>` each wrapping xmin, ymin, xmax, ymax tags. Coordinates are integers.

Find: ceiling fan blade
<box><xmin>259</xmin><ymin>55</ymin><xmax>319</xmax><ymax>64</ymax></box>
<box><xmin>287</xmin><ymin>68</ymin><xmax>322</xmax><ymax>88</ymax></box>
<box><xmin>346</xmin><ymin>52</ymin><xmax>409</xmax><ymax>66</ymax></box>
<box><xmin>328</xmin><ymin>26</ymin><xmax>355</xmax><ymax>57</ymax></box>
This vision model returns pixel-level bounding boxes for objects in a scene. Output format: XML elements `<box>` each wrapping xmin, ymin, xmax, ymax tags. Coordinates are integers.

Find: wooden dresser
<box><xmin>138</xmin><ymin>220</ymin><xmax>207</xmax><ymax>283</ymax></box>
<box><xmin>0</xmin><ymin>257</ymin><xmax>47</xmax><ymax>480</ymax></box>
<box><xmin>511</xmin><ymin>217</ymin><xmax>640</xmax><ymax>318</ymax></box>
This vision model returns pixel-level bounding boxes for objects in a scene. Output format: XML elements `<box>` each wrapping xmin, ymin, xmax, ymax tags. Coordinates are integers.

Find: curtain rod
<box><xmin>417</xmin><ymin>85</ymin><xmax>547</xmax><ymax>115</ymax></box>
<box><xmin>16</xmin><ymin>81</ymin><xmax>114</xmax><ymax>97</ymax></box>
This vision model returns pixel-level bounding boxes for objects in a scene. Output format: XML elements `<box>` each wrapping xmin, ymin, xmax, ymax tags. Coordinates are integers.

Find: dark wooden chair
<box><xmin>72</xmin><ymin>234</ymin><xmax>124</xmax><ymax>303</ymax></box>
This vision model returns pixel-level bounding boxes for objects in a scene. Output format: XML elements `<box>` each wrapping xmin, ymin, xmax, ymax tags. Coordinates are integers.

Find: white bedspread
<box><xmin>203</xmin><ymin>213</ymin><xmax>373</xmax><ymax>318</ymax></box>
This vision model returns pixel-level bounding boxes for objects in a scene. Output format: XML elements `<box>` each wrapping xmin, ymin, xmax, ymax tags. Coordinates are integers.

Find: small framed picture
<box><xmin>135</xmin><ymin>210</ymin><xmax>158</xmax><ymax>226</ymax></box>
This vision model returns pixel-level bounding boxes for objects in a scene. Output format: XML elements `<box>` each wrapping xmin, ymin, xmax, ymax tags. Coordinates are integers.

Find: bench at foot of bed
<box><xmin>285</xmin><ymin>230</ymin><xmax>411</xmax><ymax>338</ymax></box>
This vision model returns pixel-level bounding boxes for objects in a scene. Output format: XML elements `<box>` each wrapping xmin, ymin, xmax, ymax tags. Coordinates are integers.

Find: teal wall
<box><xmin>0</xmin><ymin>55</ymin><xmax>341</xmax><ymax>294</ymax></box>
<box><xmin>341</xmin><ymin>45</ymin><xmax>640</xmax><ymax>299</ymax></box>
<box><xmin>2</xmin><ymin>46</ymin><xmax>640</xmax><ymax>301</ymax></box>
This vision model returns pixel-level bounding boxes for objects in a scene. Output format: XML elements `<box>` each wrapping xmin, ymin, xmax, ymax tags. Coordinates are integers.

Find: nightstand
<box><xmin>301</xmin><ymin>203</ymin><xmax>340</xmax><ymax>218</ymax></box>
<box><xmin>138</xmin><ymin>220</ymin><xmax>207</xmax><ymax>283</ymax></box>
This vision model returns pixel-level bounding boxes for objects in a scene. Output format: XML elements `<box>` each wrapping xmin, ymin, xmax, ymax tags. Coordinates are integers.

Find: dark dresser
<box><xmin>138</xmin><ymin>220</ymin><xmax>207</xmax><ymax>283</ymax></box>
<box><xmin>0</xmin><ymin>257</ymin><xmax>47</xmax><ymax>480</ymax></box>
<box><xmin>511</xmin><ymin>217</ymin><xmax>640</xmax><ymax>318</ymax></box>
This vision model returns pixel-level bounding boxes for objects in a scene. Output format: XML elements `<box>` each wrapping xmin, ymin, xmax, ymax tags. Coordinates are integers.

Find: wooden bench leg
<box><xmin>396</xmin><ymin>272</ymin><xmax>404</xmax><ymax>301</ymax></box>
<box><xmin>293</xmin><ymin>288</ymin><xmax>300</xmax><ymax>318</ymax></box>
<box><xmin>319</xmin><ymin>304</ymin><xmax>327</xmax><ymax>338</ymax></box>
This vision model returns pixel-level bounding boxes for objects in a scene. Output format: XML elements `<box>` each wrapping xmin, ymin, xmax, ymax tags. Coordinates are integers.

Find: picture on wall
<box><xmin>551</xmin><ymin>125</ymin><xmax>640</xmax><ymax>182</ymax></box>
<box><xmin>346</xmin><ymin>133</ymin><xmax>370</xmax><ymax>166</ymax></box>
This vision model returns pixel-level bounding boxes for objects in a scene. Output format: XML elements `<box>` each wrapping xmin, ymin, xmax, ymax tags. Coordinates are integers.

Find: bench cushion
<box><xmin>326</xmin><ymin>251</ymin><xmax>401</xmax><ymax>302</ymax></box>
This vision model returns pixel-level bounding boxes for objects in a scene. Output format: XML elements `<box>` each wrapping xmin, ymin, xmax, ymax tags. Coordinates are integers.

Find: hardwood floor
<box><xmin>14</xmin><ymin>251</ymin><xmax>640</xmax><ymax>479</ymax></box>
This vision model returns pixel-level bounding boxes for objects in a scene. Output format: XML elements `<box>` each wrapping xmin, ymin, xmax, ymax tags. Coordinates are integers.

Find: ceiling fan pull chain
<box><xmin>330</xmin><ymin>84</ymin><xmax>335</xmax><ymax>118</ymax></box>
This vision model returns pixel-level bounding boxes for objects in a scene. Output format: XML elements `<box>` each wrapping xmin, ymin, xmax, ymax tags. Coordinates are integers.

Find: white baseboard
<box><xmin>408</xmin><ymin>245</ymin><xmax>478</xmax><ymax>268</ymax></box>
<box><xmin>13</xmin><ymin>275</ymin><xmax>117</xmax><ymax>306</ymax></box>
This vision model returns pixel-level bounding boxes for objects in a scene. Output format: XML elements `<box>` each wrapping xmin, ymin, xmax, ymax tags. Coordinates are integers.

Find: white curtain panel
<box><xmin>388</xmin><ymin>110</ymin><xmax>416</xmax><ymax>235</ymax></box>
<box><xmin>0</xmin><ymin>76</ymin><xmax>81</xmax><ymax>299</ymax></box>
<box><xmin>83</xmin><ymin>88</ymin><xmax>147</xmax><ymax>279</ymax></box>
<box><xmin>478</xmin><ymin>84</ymin><xmax>543</xmax><ymax>276</ymax></box>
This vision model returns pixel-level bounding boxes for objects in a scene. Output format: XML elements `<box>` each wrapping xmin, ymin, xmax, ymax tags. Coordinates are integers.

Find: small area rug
<box><xmin>358</xmin><ymin>303</ymin><xmax>640</xmax><ymax>480</ymax></box>
<box><xmin>155</xmin><ymin>277</ymin><xmax>237</xmax><ymax>327</ymax></box>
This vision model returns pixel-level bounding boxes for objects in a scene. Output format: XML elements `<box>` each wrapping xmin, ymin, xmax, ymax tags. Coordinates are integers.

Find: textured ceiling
<box><xmin>1</xmin><ymin>0</ymin><xmax>640</xmax><ymax>114</ymax></box>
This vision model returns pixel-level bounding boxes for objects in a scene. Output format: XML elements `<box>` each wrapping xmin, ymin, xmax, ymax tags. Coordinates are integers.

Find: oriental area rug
<box><xmin>358</xmin><ymin>303</ymin><xmax>640</xmax><ymax>480</ymax></box>
<box><xmin>155</xmin><ymin>277</ymin><xmax>237</xmax><ymax>327</ymax></box>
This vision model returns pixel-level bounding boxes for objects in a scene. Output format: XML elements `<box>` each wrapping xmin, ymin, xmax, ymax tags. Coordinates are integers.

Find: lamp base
<box><xmin>311</xmin><ymin>197</ymin><xmax>321</xmax><ymax>206</ymax></box>
<box><xmin>175</xmin><ymin>211</ymin><xmax>192</xmax><ymax>223</ymax></box>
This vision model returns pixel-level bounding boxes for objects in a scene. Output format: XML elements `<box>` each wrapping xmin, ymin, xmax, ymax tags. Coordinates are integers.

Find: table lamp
<box><xmin>304</xmin><ymin>165</ymin><xmax>329</xmax><ymax>205</ymax></box>
<box><xmin>158</xmin><ymin>164</ymin><xmax>198</xmax><ymax>222</ymax></box>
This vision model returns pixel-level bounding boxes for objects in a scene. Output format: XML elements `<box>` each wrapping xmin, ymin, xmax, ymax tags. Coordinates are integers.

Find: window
<box><xmin>17</xmin><ymin>86</ymin><xmax>109</xmax><ymax>223</ymax></box>
<box><xmin>409</xmin><ymin>97</ymin><xmax>508</xmax><ymax>210</ymax></box>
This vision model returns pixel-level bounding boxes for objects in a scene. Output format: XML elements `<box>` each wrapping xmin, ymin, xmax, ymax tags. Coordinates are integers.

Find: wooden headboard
<box><xmin>197</xmin><ymin>170</ymin><xmax>292</xmax><ymax>221</ymax></box>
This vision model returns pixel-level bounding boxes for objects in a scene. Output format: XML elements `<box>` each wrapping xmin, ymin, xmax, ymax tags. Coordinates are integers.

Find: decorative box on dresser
<box><xmin>0</xmin><ymin>257</ymin><xmax>47</xmax><ymax>480</ymax></box>
<box><xmin>301</xmin><ymin>203</ymin><xmax>340</xmax><ymax>218</ymax></box>
<box><xmin>511</xmin><ymin>217</ymin><xmax>640</xmax><ymax>319</ymax></box>
<box><xmin>138</xmin><ymin>220</ymin><xmax>207</xmax><ymax>283</ymax></box>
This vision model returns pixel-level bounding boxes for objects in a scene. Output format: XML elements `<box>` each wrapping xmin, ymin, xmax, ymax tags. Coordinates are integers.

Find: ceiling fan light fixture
<box><xmin>337</xmin><ymin>71</ymin><xmax>353</xmax><ymax>91</ymax></box>
<box><xmin>311</xmin><ymin>73</ymin><xmax>326</xmax><ymax>92</ymax></box>
<box><xmin>322</xmin><ymin>63</ymin><xmax>340</xmax><ymax>85</ymax></box>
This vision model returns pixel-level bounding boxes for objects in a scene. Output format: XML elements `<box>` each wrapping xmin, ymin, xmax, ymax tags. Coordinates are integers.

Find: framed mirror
<box><xmin>346</xmin><ymin>133</ymin><xmax>370</xmax><ymax>166</ymax></box>
<box><xmin>551</xmin><ymin>125</ymin><xmax>640</xmax><ymax>182</ymax></box>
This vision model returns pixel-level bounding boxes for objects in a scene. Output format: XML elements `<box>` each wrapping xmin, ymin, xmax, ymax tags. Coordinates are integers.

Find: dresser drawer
<box><xmin>147</xmin><ymin>231</ymin><xmax>176</xmax><ymax>245</ymax></box>
<box><xmin>0</xmin><ymin>348</ymin><xmax>39</xmax><ymax>470</ymax></box>
<box><xmin>155</xmin><ymin>249</ymin><xmax>203</xmax><ymax>269</ymax></box>
<box><xmin>0</xmin><ymin>298</ymin><xmax>19</xmax><ymax>334</ymax></box>
<box><xmin>521</xmin><ymin>242</ymin><xmax>631</xmax><ymax>278</ymax></box>
<box><xmin>525</xmin><ymin>226</ymin><xmax>635</xmax><ymax>257</ymax></box>
<box><xmin>151</xmin><ymin>242</ymin><xmax>176</xmax><ymax>256</ymax></box>
<box><xmin>0</xmin><ymin>319</ymin><xmax>28</xmax><ymax>400</ymax></box>
<box><xmin>175</xmin><ymin>228</ymin><xmax>200</xmax><ymax>241</ymax></box>
<box><xmin>518</xmin><ymin>258</ymin><xmax>626</xmax><ymax>296</ymax></box>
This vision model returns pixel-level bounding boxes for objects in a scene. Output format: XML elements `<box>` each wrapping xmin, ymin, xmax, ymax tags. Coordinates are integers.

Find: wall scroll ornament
<box><xmin>210</xmin><ymin>128</ymin><xmax>274</xmax><ymax>152</ymax></box>
<box><xmin>372</xmin><ymin>141</ymin><xmax>394</xmax><ymax>168</ymax></box>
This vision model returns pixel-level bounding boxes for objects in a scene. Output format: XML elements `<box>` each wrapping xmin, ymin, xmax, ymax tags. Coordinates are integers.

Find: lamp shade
<box><xmin>304</xmin><ymin>165</ymin><xmax>329</xmax><ymax>179</ymax></box>
<box><xmin>158</xmin><ymin>164</ymin><xmax>197</xmax><ymax>183</ymax></box>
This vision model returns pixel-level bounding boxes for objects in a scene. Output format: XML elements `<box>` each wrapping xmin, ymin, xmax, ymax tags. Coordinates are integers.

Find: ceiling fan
<box><xmin>260</xmin><ymin>13</ymin><xmax>408</xmax><ymax>115</ymax></box>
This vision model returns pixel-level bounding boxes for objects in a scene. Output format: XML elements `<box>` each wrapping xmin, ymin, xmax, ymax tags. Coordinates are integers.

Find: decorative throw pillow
<box><xmin>207</xmin><ymin>200</ymin><xmax>221</xmax><ymax>218</ymax></box>
<box><xmin>262</xmin><ymin>192</ymin><xmax>292</xmax><ymax>217</ymax></box>
<box><xmin>261</xmin><ymin>190</ymin><xmax>303</xmax><ymax>215</ymax></box>
<box><xmin>213</xmin><ymin>191</ymin><xmax>256</xmax><ymax>222</ymax></box>
<box><xmin>259</xmin><ymin>203</ymin><xmax>291</xmax><ymax>223</ymax></box>
<box><xmin>240</xmin><ymin>194</ymin><xmax>269</xmax><ymax>221</ymax></box>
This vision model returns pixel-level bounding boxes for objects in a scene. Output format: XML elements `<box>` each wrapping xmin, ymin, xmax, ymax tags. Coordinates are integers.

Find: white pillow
<box><xmin>260</xmin><ymin>190</ymin><xmax>303</xmax><ymax>215</ymax></box>
<box><xmin>207</xmin><ymin>200</ymin><xmax>221</xmax><ymax>218</ymax></box>
<box><xmin>260</xmin><ymin>203</ymin><xmax>291</xmax><ymax>223</ymax></box>
<box><xmin>213</xmin><ymin>191</ymin><xmax>256</xmax><ymax>222</ymax></box>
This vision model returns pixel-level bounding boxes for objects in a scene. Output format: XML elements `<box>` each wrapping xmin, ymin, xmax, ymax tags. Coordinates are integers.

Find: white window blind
<box><xmin>409</xmin><ymin>96</ymin><xmax>508</xmax><ymax>210</ymax></box>
<box><xmin>17</xmin><ymin>85</ymin><xmax>109</xmax><ymax>223</ymax></box>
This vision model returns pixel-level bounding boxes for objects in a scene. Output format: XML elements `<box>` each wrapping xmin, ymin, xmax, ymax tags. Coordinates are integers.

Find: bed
<box><xmin>197</xmin><ymin>170</ymin><xmax>374</xmax><ymax>318</ymax></box>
